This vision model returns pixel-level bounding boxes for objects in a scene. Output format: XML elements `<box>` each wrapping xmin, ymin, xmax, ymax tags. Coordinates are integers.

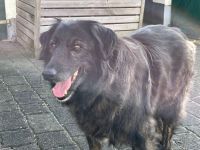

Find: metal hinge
<box><xmin>0</xmin><ymin>19</ymin><xmax>10</xmax><ymax>25</ymax></box>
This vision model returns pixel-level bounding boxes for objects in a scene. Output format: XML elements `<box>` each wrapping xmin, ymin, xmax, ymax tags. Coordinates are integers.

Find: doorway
<box><xmin>0</xmin><ymin>0</ymin><xmax>7</xmax><ymax>40</ymax></box>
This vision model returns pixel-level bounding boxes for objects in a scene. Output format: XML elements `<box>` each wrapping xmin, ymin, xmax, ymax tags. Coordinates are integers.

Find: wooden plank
<box><xmin>104</xmin><ymin>23</ymin><xmax>138</xmax><ymax>31</ymax></box>
<box><xmin>43</xmin><ymin>0</ymin><xmax>138</xmax><ymax>2</ymax></box>
<box><xmin>139</xmin><ymin>0</ymin><xmax>145</xmax><ymax>27</ymax></box>
<box><xmin>17</xmin><ymin>30</ymin><xmax>34</xmax><ymax>48</ymax></box>
<box><xmin>17</xmin><ymin>8</ymin><xmax>34</xmax><ymax>23</ymax></box>
<box><xmin>115</xmin><ymin>30</ymin><xmax>135</xmax><ymax>37</ymax></box>
<box><xmin>17</xmin><ymin>15</ymin><xmax>34</xmax><ymax>31</ymax></box>
<box><xmin>16</xmin><ymin>21</ymin><xmax>34</xmax><ymax>39</ymax></box>
<box><xmin>40</xmin><ymin>16</ymin><xmax>140</xmax><ymax>26</ymax></box>
<box><xmin>41</xmin><ymin>0</ymin><xmax>142</xmax><ymax>8</ymax></box>
<box><xmin>17</xmin><ymin>0</ymin><xmax>35</xmax><ymax>15</ymax></box>
<box><xmin>40</xmin><ymin>23</ymin><xmax>139</xmax><ymax>33</ymax></box>
<box><xmin>41</xmin><ymin>8</ymin><xmax>141</xmax><ymax>17</ymax></box>
<box><xmin>19</xmin><ymin>0</ymin><xmax>35</xmax><ymax>7</ymax></box>
<box><xmin>17</xmin><ymin>37</ymin><xmax>30</xmax><ymax>49</ymax></box>
<box><xmin>34</xmin><ymin>0</ymin><xmax>42</xmax><ymax>58</ymax></box>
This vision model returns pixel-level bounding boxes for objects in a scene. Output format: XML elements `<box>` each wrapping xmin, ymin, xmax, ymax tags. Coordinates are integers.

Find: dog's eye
<box><xmin>74</xmin><ymin>44</ymin><xmax>81</xmax><ymax>51</ymax></box>
<box><xmin>72</xmin><ymin>43</ymin><xmax>82</xmax><ymax>53</ymax></box>
<box><xmin>49</xmin><ymin>41</ymin><xmax>57</xmax><ymax>48</ymax></box>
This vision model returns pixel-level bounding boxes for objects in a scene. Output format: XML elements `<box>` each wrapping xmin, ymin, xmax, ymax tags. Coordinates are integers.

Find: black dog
<box><xmin>40</xmin><ymin>20</ymin><xmax>196</xmax><ymax>150</ymax></box>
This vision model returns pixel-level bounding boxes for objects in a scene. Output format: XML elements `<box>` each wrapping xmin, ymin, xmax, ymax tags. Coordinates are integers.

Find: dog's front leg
<box><xmin>87</xmin><ymin>136</ymin><xmax>102</xmax><ymax>150</ymax></box>
<box><xmin>161</xmin><ymin>123</ymin><xmax>174</xmax><ymax>150</ymax></box>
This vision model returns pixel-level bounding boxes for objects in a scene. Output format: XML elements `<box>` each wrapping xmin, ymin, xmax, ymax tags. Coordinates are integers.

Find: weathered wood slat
<box><xmin>17</xmin><ymin>37</ymin><xmax>30</xmax><ymax>49</ymax></box>
<box><xmin>17</xmin><ymin>0</ymin><xmax>35</xmax><ymax>15</ymax></box>
<box><xmin>116</xmin><ymin>30</ymin><xmax>135</xmax><ymax>37</ymax></box>
<box><xmin>40</xmin><ymin>23</ymin><xmax>139</xmax><ymax>33</ymax></box>
<box><xmin>105</xmin><ymin>23</ymin><xmax>138</xmax><ymax>31</ymax></box>
<box><xmin>17</xmin><ymin>30</ymin><xmax>34</xmax><ymax>48</ymax></box>
<box><xmin>139</xmin><ymin>0</ymin><xmax>145</xmax><ymax>27</ymax></box>
<box><xmin>40</xmin><ymin>16</ymin><xmax>140</xmax><ymax>26</ymax></box>
<box><xmin>17</xmin><ymin>8</ymin><xmax>34</xmax><ymax>24</ymax></box>
<box><xmin>43</xmin><ymin>0</ymin><xmax>137</xmax><ymax>2</ymax></box>
<box><xmin>17</xmin><ymin>15</ymin><xmax>34</xmax><ymax>31</ymax></box>
<box><xmin>34</xmin><ymin>0</ymin><xmax>42</xmax><ymax>58</ymax></box>
<box><xmin>41</xmin><ymin>8</ymin><xmax>141</xmax><ymax>17</ymax></box>
<box><xmin>16</xmin><ymin>21</ymin><xmax>34</xmax><ymax>39</ymax></box>
<box><xmin>19</xmin><ymin>0</ymin><xmax>35</xmax><ymax>7</ymax></box>
<box><xmin>41</xmin><ymin>0</ymin><xmax>141</xmax><ymax>8</ymax></box>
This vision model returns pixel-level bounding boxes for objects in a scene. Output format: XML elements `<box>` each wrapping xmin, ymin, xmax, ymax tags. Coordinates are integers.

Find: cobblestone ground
<box><xmin>0</xmin><ymin>41</ymin><xmax>199</xmax><ymax>150</ymax></box>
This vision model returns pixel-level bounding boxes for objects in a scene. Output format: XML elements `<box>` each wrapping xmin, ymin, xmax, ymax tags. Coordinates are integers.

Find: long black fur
<box><xmin>40</xmin><ymin>20</ymin><xmax>196</xmax><ymax>150</ymax></box>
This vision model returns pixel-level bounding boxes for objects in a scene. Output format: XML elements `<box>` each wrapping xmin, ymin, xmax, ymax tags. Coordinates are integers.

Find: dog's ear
<box><xmin>39</xmin><ymin>21</ymin><xmax>61</xmax><ymax>60</ymax></box>
<box><xmin>39</xmin><ymin>31</ymin><xmax>50</xmax><ymax>60</ymax></box>
<box><xmin>90</xmin><ymin>23</ymin><xmax>118</xmax><ymax>60</ymax></box>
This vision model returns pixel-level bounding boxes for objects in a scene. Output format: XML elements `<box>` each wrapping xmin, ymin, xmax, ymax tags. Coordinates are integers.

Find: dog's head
<box><xmin>40</xmin><ymin>20</ymin><xmax>118</xmax><ymax>102</ymax></box>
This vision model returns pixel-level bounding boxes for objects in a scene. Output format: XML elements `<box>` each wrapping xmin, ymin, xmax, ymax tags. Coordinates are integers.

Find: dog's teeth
<box><xmin>64</xmin><ymin>90</ymin><xmax>67</xmax><ymax>95</ymax></box>
<box><xmin>74</xmin><ymin>71</ymin><xmax>78</xmax><ymax>77</ymax></box>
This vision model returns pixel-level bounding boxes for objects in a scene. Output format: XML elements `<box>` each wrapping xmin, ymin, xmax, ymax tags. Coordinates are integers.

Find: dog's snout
<box><xmin>42</xmin><ymin>68</ymin><xmax>57</xmax><ymax>81</ymax></box>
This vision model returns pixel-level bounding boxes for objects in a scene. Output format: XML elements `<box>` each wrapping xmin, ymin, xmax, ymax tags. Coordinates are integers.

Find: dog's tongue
<box><xmin>52</xmin><ymin>78</ymin><xmax>72</xmax><ymax>98</ymax></box>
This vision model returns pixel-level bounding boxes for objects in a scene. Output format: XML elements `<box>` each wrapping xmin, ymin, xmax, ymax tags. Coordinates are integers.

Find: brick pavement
<box><xmin>0</xmin><ymin>41</ymin><xmax>199</xmax><ymax>150</ymax></box>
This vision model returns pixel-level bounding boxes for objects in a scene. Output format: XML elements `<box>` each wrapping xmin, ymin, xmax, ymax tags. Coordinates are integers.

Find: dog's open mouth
<box><xmin>52</xmin><ymin>70</ymin><xmax>78</xmax><ymax>102</ymax></box>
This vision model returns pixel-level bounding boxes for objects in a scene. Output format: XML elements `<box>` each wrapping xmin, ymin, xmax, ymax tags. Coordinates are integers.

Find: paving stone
<box><xmin>25</xmin><ymin>75</ymin><xmax>45</xmax><ymax>88</ymax></box>
<box><xmin>33</xmin><ymin>87</ymin><xmax>54</xmax><ymax>99</ymax></box>
<box><xmin>3</xmin><ymin>76</ymin><xmax>27</xmax><ymax>86</ymax></box>
<box><xmin>171</xmin><ymin>141</ymin><xmax>183</xmax><ymax>150</ymax></box>
<box><xmin>13</xmin><ymin>143</ymin><xmax>40</xmax><ymax>150</ymax></box>
<box><xmin>186</xmin><ymin>125</ymin><xmax>200</xmax><ymax>137</ymax></box>
<box><xmin>27</xmin><ymin>113</ymin><xmax>63</xmax><ymax>133</ymax></box>
<box><xmin>50</xmin><ymin>106</ymin><xmax>77</xmax><ymax>124</ymax></box>
<box><xmin>0</xmin><ymin>148</ymin><xmax>13</xmax><ymax>150</ymax></box>
<box><xmin>0</xmin><ymin>101</ymin><xmax>18</xmax><ymax>112</ymax></box>
<box><xmin>0</xmin><ymin>66</ymin><xmax>20</xmax><ymax>76</ymax></box>
<box><xmin>20</xmin><ymin>103</ymin><xmax>50</xmax><ymax>115</ymax></box>
<box><xmin>43</xmin><ymin>97</ymin><xmax>63</xmax><ymax>107</ymax></box>
<box><xmin>192</xmin><ymin>96</ymin><xmax>200</xmax><ymax>104</ymax></box>
<box><xmin>0</xmin><ymin>111</ymin><xmax>28</xmax><ymax>131</ymax></box>
<box><xmin>13</xmin><ymin>91</ymin><xmax>42</xmax><ymax>104</ymax></box>
<box><xmin>0</xmin><ymin>129</ymin><xmax>35</xmax><ymax>147</ymax></box>
<box><xmin>174</xmin><ymin>126</ymin><xmax>190</xmax><ymax>135</ymax></box>
<box><xmin>173</xmin><ymin>133</ymin><xmax>200</xmax><ymax>150</ymax></box>
<box><xmin>0</xmin><ymin>90</ymin><xmax>13</xmax><ymax>102</ymax></box>
<box><xmin>24</xmin><ymin>72</ymin><xmax>42</xmax><ymax>79</ymax></box>
<box><xmin>182</xmin><ymin>113</ymin><xmax>200</xmax><ymax>126</ymax></box>
<box><xmin>64</xmin><ymin>123</ymin><xmax>85</xmax><ymax>137</ymax></box>
<box><xmin>49</xmin><ymin>145</ymin><xmax>79</xmax><ymax>150</ymax></box>
<box><xmin>0</xmin><ymin>81</ymin><xmax>8</xmax><ymax>91</ymax></box>
<box><xmin>186</xmin><ymin>101</ymin><xmax>200</xmax><ymax>118</ymax></box>
<box><xmin>8</xmin><ymin>84</ymin><xmax>33</xmax><ymax>94</ymax></box>
<box><xmin>37</xmin><ymin>131</ymin><xmax>77</xmax><ymax>150</ymax></box>
<box><xmin>73</xmin><ymin>136</ymin><xmax>89</xmax><ymax>150</ymax></box>
<box><xmin>118</xmin><ymin>146</ymin><xmax>132</xmax><ymax>150</ymax></box>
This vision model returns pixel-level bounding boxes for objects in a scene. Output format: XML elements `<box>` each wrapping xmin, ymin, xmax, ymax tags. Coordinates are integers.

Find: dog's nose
<box><xmin>42</xmin><ymin>68</ymin><xmax>57</xmax><ymax>81</ymax></box>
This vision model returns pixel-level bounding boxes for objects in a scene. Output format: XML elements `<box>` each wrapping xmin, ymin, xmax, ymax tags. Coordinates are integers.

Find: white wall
<box><xmin>5</xmin><ymin>0</ymin><xmax>16</xmax><ymax>19</ymax></box>
<box><xmin>4</xmin><ymin>0</ymin><xmax>16</xmax><ymax>41</ymax></box>
<box><xmin>153</xmin><ymin>0</ymin><xmax>171</xmax><ymax>6</ymax></box>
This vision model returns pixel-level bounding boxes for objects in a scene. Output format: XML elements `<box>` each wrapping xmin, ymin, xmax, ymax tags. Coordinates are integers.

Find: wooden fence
<box><xmin>16</xmin><ymin>0</ymin><xmax>145</xmax><ymax>57</ymax></box>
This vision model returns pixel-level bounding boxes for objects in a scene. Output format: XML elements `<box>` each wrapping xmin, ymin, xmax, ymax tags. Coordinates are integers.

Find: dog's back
<box><xmin>131</xmin><ymin>25</ymin><xmax>196</xmax><ymax>148</ymax></box>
